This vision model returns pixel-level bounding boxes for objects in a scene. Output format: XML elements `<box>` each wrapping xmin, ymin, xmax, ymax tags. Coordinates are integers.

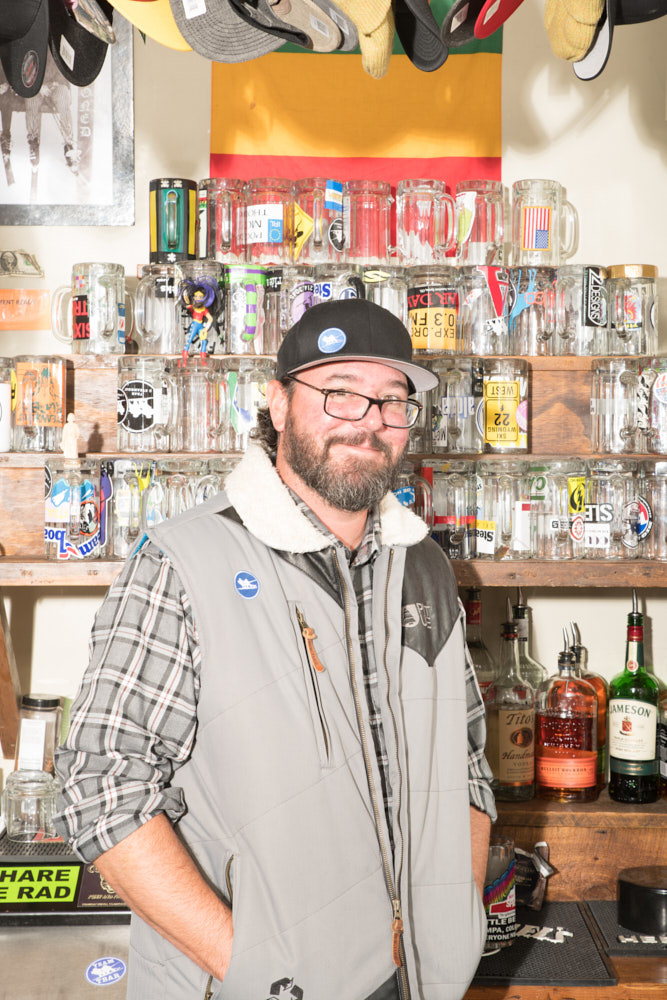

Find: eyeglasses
<box><xmin>286</xmin><ymin>375</ymin><xmax>422</xmax><ymax>428</ymax></box>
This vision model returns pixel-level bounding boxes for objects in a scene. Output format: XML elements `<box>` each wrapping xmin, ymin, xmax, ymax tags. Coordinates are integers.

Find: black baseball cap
<box><xmin>0</xmin><ymin>0</ymin><xmax>48</xmax><ymax>98</ymax></box>
<box><xmin>394</xmin><ymin>0</ymin><xmax>449</xmax><ymax>71</ymax></box>
<box><xmin>48</xmin><ymin>0</ymin><xmax>113</xmax><ymax>87</ymax></box>
<box><xmin>276</xmin><ymin>299</ymin><xmax>438</xmax><ymax>394</ymax></box>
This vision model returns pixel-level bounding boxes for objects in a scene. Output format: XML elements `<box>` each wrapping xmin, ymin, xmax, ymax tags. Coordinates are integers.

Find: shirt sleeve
<box><xmin>460</xmin><ymin>603</ymin><xmax>497</xmax><ymax>823</ymax></box>
<box><xmin>54</xmin><ymin>540</ymin><xmax>201</xmax><ymax>862</ymax></box>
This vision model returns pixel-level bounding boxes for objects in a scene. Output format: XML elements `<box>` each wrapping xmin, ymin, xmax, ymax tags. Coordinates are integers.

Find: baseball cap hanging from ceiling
<box><xmin>440</xmin><ymin>0</ymin><xmax>526</xmax><ymax>45</ymax></box>
<box><xmin>572</xmin><ymin>0</ymin><xmax>667</xmax><ymax>80</ymax></box>
<box><xmin>394</xmin><ymin>0</ymin><xmax>449</xmax><ymax>71</ymax></box>
<box><xmin>0</xmin><ymin>0</ymin><xmax>49</xmax><ymax>98</ymax></box>
<box><xmin>48</xmin><ymin>0</ymin><xmax>115</xmax><ymax>86</ymax></box>
<box><xmin>107</xmin><ymin>0</ymin><xmax>191</xmax><ymax>50</ymax></box>
<box><xmin>168</xmin><ymin>0</ymin><xmax>286</xmax><ymax>61</ymax></box>
<box><xmin>226</xmin><ymin>0</ymin><xmax>358</xmax><ymax>52</ymax></box>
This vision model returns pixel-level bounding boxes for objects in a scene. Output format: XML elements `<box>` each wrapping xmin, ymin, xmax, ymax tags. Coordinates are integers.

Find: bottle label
<box><xmin>514</xmin><ymin>618</ymin><xmax>528</xmax><ymax>641</ymax></box>
<box><xmin>659</xmin><ymin>716</ymin><xmax>667</xmax><ymax>779</ymax></box>
<box><xmin>536</xmin><ymin>753</ymin><xmax>597</xmax><ymax>789</ymax></box>
<box><xmin>495</xmin><ymin>708</ymin><xmax>534</xmax><ymax>783</ymax></box>
<box><xmin>16</xmin><ymin>717</ymin><xmax>47</xmax><ymax>770</ymax></box>
<box><xmin>609</xmin><ymin>699</ymin><xmax>657</xmax><ymax>761</ymax></box>
<box><xmin>466</xmin><ymin>599</ymin><xmax>482</xmax><ymax>627</ymax></box>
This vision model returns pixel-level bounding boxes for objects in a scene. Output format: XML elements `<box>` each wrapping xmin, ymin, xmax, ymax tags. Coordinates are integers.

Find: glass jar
<box><xmin>608</xmin><ymin>264</ymin><xmax>658</xmax><ymax>355</ymax></box>
<box><xmin>15</xmin><ymin>694</ymin><xmax>63</xmax><ymax>774</ymax></box>
<box><xmin>407</xmin><ymin>265</ymin><xmax>461</xmax><ymax>354</ymax></box>
<box><xmin>2</xmin><ymin>769</ymin><xmax>60</xmax><ymax>842</ymax></box>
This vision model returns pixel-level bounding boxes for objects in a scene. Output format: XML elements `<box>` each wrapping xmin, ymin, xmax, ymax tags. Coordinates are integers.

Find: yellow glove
<box><xmin>334</xmin><ymin>0</ymin><xmax>395</xmax><ymax>78</ymax></box>
<box><xmin>544</xmin><ymin>0</ymin><xmax>605</xmax><ymax>62</ymax></box>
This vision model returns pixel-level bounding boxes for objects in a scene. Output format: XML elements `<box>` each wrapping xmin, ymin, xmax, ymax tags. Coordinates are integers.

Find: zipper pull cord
<box><xmin>392</xmin><ymin>899</ymin><xmax>404</xmax><ymax>968</ymax></box>
<box><xmin>296</xmin><ymin>608</ymin><xmax>326</xmax><ymax>673</ymax></box>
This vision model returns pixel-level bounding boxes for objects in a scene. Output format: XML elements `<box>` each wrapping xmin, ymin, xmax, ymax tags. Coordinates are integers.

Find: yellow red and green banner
<box><xmin>210</xmin><ymin>0</ymin><xmax>502</xmax><ymax>190</ymax></box>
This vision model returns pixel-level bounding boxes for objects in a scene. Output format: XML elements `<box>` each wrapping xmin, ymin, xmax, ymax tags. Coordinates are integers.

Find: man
<box><xmin>56</xmin><ymin>298</ymin><xmax>496</xmax><ymax>1000</ymax></box>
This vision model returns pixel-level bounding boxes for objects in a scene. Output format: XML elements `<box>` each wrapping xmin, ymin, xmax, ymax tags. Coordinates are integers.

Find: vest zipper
<box><xmin>383</xmin><ymin>551</ymin><xmax>409</xmax><ymax>1000</ymax></box>
<box><xmin>296</xmin><ymin>606</ymin><xmax>331</xmax><ymax>762</ymax></box>
<box><xmin>203</xmin><ymin>856</ymin><xmax>234</xmax><ymax>1000</ymax></box>
<box><xmin>334</xmin><ymin>553</ymin><xmax>410</xmax><ymax>1000</ymax></box>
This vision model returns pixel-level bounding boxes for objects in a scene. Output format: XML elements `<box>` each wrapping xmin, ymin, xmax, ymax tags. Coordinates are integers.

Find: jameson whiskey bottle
<box><xmin>464</xmin><ymin>587</ymin><xmax>497</xmax><ymax>699</ymax></box>
<box><xmin>609</xmin><ymin>591</ymin><xmax>659</xmax><ymax>804</ymax></box>
<box><xmin>512</xmin><ymin>589</ymin><xmax>548</xmax><ymax>690</ymax></box>
<box><xmin>570</xmin><ymin>621</ymin><xmax>608</xmax><ymax>791</ymax></box>
<box><xmin>485</xmin><ymin>605</ymin><xmax>535</xmax><ymax>801</ymax></box>
<box><xmin>535</xmin><ymin>631</ymin><xmax>598</xmax><ymax>803</ymax></box>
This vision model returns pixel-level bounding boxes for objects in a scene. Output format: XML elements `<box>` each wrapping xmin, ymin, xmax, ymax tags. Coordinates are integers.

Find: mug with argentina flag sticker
<box><xmin>294</xmin><ymin>178</ymin><xmax>345</xmax><ymax>264</ymax></box>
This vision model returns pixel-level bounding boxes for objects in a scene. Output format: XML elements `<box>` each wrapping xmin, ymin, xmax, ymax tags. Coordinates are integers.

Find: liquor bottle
<box><xmin>570</xmin><ymin>621</ymin><xmax>608</xmax><ymax>791</ymax></box>
<box><xmin>464</xmin><ymin>587</ymin><xmax>497</xmax><ymax>699</ymax></box>
<box><xmin>535</xmin><ymin>630</ymin><xmax>598</xmax><ymax>803</ymax></box>
<box><xmin>512</xmin><ymin>589</ymin><xmax>548</xmax><ymax>690</ymax></box>
<box><xmin>484</xmin><ymin>602</ymin><xmax>535</xmax><ymax>801</ymax></box>
<box><xmin>608</xmin><ymin>590</ymin><xmax>659</xmax><ymax>804</ymax></box>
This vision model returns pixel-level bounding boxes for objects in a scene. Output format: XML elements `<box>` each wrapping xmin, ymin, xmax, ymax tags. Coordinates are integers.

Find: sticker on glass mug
<box><xmin>407</xmin><ymin>285</ymin><xmax>459</xmax><ymax>351</ymax></box>
<box><xmin>483</xmin><ymin>380</ymin><xmax>520</xmax><ymax>445</ymax></box>
<box><xmin>247</xmin><ymin>204</ymin><xmax>284</xmax><ymax>244</ymax></box>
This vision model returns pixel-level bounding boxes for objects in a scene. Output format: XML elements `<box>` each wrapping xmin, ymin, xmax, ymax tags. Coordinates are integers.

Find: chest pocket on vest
<box><xmin>289</xmin><ymin>601</ymin><xmax>334</xmax><ymax>769</ymax></box>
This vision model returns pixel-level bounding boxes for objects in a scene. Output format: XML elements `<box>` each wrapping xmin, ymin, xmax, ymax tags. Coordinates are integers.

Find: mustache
<box><xmin>323</xmin><ymin>431</ymin><xmax>393</xmax><ymax>460</ymax></box>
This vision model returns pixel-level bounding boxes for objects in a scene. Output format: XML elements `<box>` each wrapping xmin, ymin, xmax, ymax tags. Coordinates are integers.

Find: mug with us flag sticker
<box><xmin>511</xmin><ymin>179</ymin><xmax>578</xmax><ymax>268</ymax></box>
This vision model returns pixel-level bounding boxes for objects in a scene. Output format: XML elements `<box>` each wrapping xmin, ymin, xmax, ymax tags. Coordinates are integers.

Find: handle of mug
<box><xmin>50</xmin><ymin>285</ymin><xmax>74</xmax><ymax>344</ymax></box>
<box><xmin>413</xmin><ymin>473</ymin><xmax>434</xmax><ymax>530</ymax></box>
<box><xmin>618</xmin><ymin>368</ymin><xmax>639</xmax><ymax>443</ymax></box>
<box><xmin>122</xmin><ymin>472</ymin><xmax>141</xmax><ymax>540</ymax></box>
<box><xmin>153</xmin><ymin>374</ymin><xmax>177</xmax><ymax>442</ymax></box>
<box><xmin>560</xmin><ymin>199</ymin><xmax>579</xmax><ymax>261</ymax></box>
<box><xmin>614</xmin><ymin>279</ymin><xmax>632</xmax><ymax>340</ymax></box>
<box><xmin>610</xmin><ymin>475</ymin><xmax>626</xmax><ymax>542</ymax></box>
<box><xmin>124</xmin><ymin>291</ymin><xmax>135</xmax><ymax>349</ymax></box>
<box><xmin>540</xmin><ymin>279</ymin><xmax>557</xmax><ymax>341</ymax></box>
<box><xmin>97</xmin><ymin>276</ymin><xmax>119</xmax><ymax>339</ymax></box>
<box><xmin>312</xmin><ymin>187</ymin><xmax>324</xmax><ymax>250</ymax></box>
<box><xmin>67</xmin><ymin>466</ymin><xmax>82</xmax><ymax>539</ymax></box>
<box><xmin>219</xmin><ymin>189</ymin><xmax>233</xmax><ymax>255</ymax></box>
<box><xmin>208</xmin><ymin>371</ymin><xmax>230</xmax><ymax>439</ymax></box>
<box><xmin>439</xmin><ymin>193</ymin><xmax>457</xmax><ymax>255</ymax></box>
<box><xmin>554</xmin><ymin>474</ymin><xmax>570</xmax><ymax>542</ymax></box>
<box><xmin>499</xmin><ymin>474</ymin><xmax>514</xmax><ymax>548</ymax></box>
<box><xmin>445</xmin><ymin>474</ymin><xmax>467</xmax><ymax>545</ymax></box>
<box><xmin>134</xmin><ymin>279</ymin><xmax>160</xmax><ymax>347</ymax></box>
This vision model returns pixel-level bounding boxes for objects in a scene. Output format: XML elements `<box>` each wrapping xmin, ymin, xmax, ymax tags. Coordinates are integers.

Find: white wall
<box><xmin>1</xmin><ymin>0</ymin><xmax>667</xmax><ymax>778</ymax></box>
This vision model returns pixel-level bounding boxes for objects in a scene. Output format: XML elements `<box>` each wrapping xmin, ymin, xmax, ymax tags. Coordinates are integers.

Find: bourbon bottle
<box><xmin>535</xmin><ymin>631</ymin><xmax>598</xmax><ymax>803</ymax></box>
<box><xmin>484</xmin><ymin>604</ymin><xmax>535</xmax><ymax>801</ymax></box>
<box><xmin>570</xmin><ymin>621</ymin><xmax>608</xmax><ymax>791</ymax></box>
<box><xmin>609</xmin><ymin>591</ymin><xmax>659</xmax><ymax>804</ymax></box>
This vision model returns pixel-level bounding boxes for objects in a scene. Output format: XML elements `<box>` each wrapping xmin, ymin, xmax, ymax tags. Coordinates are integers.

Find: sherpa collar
<box><xmin>225</xmin><ymin>442</ymin><xmax>429</xmax><ymax>555</ymax></box>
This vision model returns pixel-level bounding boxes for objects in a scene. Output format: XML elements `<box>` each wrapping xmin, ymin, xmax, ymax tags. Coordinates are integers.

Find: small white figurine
<box><xmin>60</xmin><ymin>412</ymin><xmax>80</xmax><ymax>459</ymax></box>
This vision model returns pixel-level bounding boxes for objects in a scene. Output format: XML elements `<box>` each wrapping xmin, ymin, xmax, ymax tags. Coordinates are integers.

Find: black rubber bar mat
<box><xmin>472</xmin><ymin>902</ymin><xmax>617</xmax><ymax>987</ymax></box>
<box><xmin>587</xmin><ymin>900</ymin><xmax>667</xmax><ymax>956</ymax></box>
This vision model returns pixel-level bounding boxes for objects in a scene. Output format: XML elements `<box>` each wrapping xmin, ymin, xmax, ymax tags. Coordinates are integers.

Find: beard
<box><xmin>281</xmin><ymin>410</ymin><xmax>407</xmax><ymax>513</ymax></box>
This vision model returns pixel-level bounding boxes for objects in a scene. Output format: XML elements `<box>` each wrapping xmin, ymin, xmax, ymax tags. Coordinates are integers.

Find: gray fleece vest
<box><xmin>128</xmin><ymin>444</ymin><xmax>486</xmax><ymax>1000</ymax></box>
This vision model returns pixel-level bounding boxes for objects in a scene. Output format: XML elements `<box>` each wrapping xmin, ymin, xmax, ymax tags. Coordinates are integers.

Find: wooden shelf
<box><xmin>451</xmin><ymin>559</ymin><xmax>667</xmax><ymax>588</ymax></box>
<box><xmin>0</xmin><ymin>559</ymin><xmax>122</xmax><ymax>587</ymax></box>
<box><xmin>494</xmin><ymin>789</ymin><xmax>667</xmax><ymax>903</ymax></box>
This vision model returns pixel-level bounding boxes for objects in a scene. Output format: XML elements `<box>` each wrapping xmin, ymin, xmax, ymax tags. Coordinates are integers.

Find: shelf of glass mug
<box><xmin>452</xmin><ymin>559</ymin><xmax>667</xmax><ymax>588</ymax></box>
<box><xmin>0</xmin><ymin>558</ymin><xmax>122</xmax><ymax>586</ymax></box>
<box><xmin>492</xmin><ymin>789</ymin><xmax>667</xmax><ymax>904</ymax></box>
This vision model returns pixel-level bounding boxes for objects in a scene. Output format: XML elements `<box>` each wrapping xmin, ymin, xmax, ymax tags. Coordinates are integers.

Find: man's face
<box><xmin>271</xmin><ymin>360</ymin><xmax>412</xmax><ymax>513</ymax></box>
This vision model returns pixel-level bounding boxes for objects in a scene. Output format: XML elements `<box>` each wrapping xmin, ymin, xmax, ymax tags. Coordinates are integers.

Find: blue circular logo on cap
<box><xmin>317</xmin><ymin>327</ymin><xmax>347</xmax><ymax>354</ymax></box>
<box><xmin>85</xmin><ymin>957</ymin><xmax>127</xmax><ymax>986</ymax></box>
<box><xmin>234</xmin><ymin>571</ymin><xmax>260</xmax><ymax>599</ymax></box>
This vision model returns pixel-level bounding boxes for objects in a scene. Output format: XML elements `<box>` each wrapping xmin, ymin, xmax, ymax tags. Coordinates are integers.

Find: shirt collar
<box><xmin>286</xmin><ymin>485</ymin><xmax>381</xmax><ymax>568</ymax></box>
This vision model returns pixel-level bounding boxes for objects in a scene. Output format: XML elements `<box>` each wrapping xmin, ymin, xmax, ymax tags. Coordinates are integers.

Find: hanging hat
<box><xmin>168</xmin><ymin>0</ymin><xmax>285</xmax><ymax>61</ymax></box>
<box><xmin>48</xmin><ymin>0</ymin><xmax>114</xmax><ymax>86</ymax></box>
<box><xmin>440</xmin><ymin>0</ymin><xmax>484</xmax><ymax>46</ymax></box>
<box><xmin>572</xmin><ymin>0</ymin><xmax>667</xmax><ymax>79</ymax></box>
<box><xmin>473</xmin><ymin>0</ymin><xmax>526</xmax><ymax>37</ymax></box>
<box><xmin>0</xmin><ymin>0</ymin><xmax>49</xmax><ymax>98</ymax></box>
<box><xmin>333</xmin><ymin>0</ymin><xmax>395</xmax><ymax>77</ymax></box>
<box><xmin>394</xmin><ymin>0</ymin><xmax>448</xmax><ymax>71</ymax></box>
<box><xmin>109</xmin><ymin>0</ymin><xmax>191</xmax><ymax>50</ymax></box>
